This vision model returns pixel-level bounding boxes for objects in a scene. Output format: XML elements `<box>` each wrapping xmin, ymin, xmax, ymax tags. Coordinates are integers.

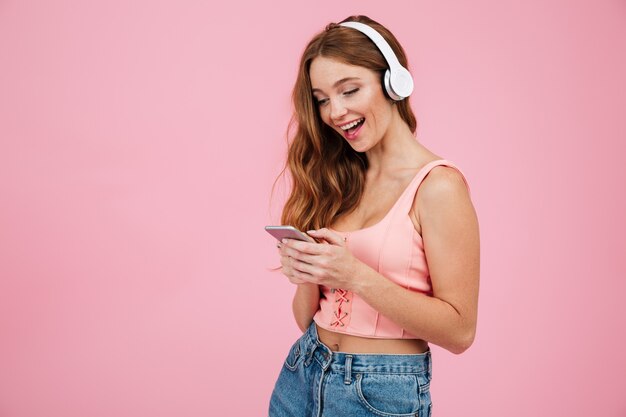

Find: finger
<box><xmin>280</xmin><ymin>245</ymin><xmax>318</xmax><ymax>266</ymax></box>
<box><xmin>281</xmin><ymin>265</ymin><xmax>308</xmax><ymax>285</ymax></box>
<box><xmin>287</xmin><ymin>276</ymin><xmax>308</xmax><ymax>285</ymax></box>
<box><xmin>281</xmin><ymin>238</ymin><xmax>323</xmax><ymax>256</ymax></box>
<box><xmin>289</xmin><ymin>266</ymin><xmax>317</xmax><ymax>284</ymax></box>
<box><xmin>279</xmin><ymin>253</ymin><xmax>308</xmax><ymax>274</ymax></box>
<box><xmin>307</xmin><ymin>228</ymin><xmax>346</xmax><ymax>246</ymax></box>
<box><xmin>281</xmin><ymin>257</ymin><xmax>313</xmax><ymax>282</ymax></box>
<box><xmin>287</xmin><ymin>254</ymin><xmax>316</xmax><ymax>276</ymax></box>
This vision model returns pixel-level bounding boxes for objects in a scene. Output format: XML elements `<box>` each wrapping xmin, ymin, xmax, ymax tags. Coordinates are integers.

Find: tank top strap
<box><xmin>394</xmin><ymin>159</ymin><xmax>470</xmax><ymax>213</ymax></box>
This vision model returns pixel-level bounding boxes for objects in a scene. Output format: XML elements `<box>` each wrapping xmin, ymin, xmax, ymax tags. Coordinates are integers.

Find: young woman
<box><xmin>269</xmin><ymin>15</ymin><xmax>480</xmax><ymax>417</ymax></box>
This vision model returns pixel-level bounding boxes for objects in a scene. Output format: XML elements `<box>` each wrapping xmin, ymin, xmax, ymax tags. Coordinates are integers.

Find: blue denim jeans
<box><xmin>269</xmin><ymin>322</ymin><xmax>432</xmax><ymax>417</ymax></box>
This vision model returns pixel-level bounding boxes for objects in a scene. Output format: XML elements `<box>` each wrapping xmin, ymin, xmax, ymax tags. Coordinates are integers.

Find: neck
<box><xmin>365</xmin><ymin>107</ymin><xmax>421</xmax><ymax>175</ymax></box>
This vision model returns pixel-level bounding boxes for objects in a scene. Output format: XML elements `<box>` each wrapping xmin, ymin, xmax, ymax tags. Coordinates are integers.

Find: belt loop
<box><xmin>344</xmin><ymin>355</ymin><xmax>353</xmax><ymax>385</ymax></box>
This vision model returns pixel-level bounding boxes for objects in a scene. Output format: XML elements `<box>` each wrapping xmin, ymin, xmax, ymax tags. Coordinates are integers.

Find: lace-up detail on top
<box><xmin>329</xmin><ymin>288</ymin><xmax>352</xmax><ymax>328</ymax></box>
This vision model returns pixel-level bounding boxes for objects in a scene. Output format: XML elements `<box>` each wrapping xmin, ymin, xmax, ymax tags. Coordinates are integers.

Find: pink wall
<box><xmin>1</xmin><ymin>1</ymin><xmax>625</xmax><ymax>416</ymax></box>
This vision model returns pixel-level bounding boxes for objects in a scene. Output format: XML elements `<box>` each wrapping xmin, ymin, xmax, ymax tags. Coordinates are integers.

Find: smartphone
<box><xmin>265</xmin><ymin>225</ymin><xmax>316</xmax><ymax>243</ymax></box>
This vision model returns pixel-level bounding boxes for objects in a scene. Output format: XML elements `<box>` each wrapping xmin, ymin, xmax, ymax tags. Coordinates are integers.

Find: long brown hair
<box><xmin>278</xmin><ymin>15</ymin><xmax>417</xmax><ymax>232</ymax></box>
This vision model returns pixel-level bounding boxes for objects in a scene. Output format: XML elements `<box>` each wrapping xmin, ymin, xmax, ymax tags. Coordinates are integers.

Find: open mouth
<box><xmin>340</xmin><ymin>118</ymin><xmax>365</xmax><ymax>138</ymax></box>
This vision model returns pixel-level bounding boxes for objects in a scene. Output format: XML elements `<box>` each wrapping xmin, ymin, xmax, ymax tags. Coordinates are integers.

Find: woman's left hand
<box><xmin>278</xmin><ymin>228</ymin><xmax>363</xmax><ymax>292</ymax></box>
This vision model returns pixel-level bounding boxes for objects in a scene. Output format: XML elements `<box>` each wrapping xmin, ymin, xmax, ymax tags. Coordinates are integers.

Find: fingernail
<box><xmin>281</xmin><ymin>239</ymin><xmax>288</xmax><ymax>244</ymax></box>
<box><xmin>307</xmin><ymin>230</ymin><xmax>317</xmax><ymax>234</ymax></box>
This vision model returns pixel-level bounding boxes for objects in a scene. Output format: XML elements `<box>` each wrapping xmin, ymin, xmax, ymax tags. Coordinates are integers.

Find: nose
<box><xmin>329</xmin><ymin>98</ymin><xmax>348</xmax><ymax>121</ymax></box>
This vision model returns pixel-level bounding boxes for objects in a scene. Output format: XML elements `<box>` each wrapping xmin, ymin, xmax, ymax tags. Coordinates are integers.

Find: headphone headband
<box><xmin>339</xmin><ymin>21</ymin><xmax>414</xmax><ymax>101</ymax></box>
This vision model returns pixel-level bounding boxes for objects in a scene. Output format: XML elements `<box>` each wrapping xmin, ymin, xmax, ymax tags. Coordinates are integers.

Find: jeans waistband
<box><xmin>301</xmin><ymin>322</ymin><xmax>431</xmax><ymax>375</ymax></box>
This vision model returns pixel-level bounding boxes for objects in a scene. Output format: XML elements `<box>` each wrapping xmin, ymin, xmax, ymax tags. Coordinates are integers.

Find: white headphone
<box><xmin>339</xmin><ymin>21</ymin><xmax>414</xmax><ymax>101</ymax></box>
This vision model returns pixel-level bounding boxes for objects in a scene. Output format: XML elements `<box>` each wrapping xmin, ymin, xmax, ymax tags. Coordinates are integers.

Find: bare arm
<box><xmin>291</xmin><ymin>283</ymin><xmax>321</xmax><ymax>332</ymax></box>
<box><xmin>354</xmin><ymin>167</ymin><xmax>480</xmax><ymax>353</ymax></box>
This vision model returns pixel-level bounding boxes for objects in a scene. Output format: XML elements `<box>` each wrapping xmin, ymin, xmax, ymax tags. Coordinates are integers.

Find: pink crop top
<box><xmin>313</xmin><ymin>160</ymin><xmax>470</xmax><ymax>339</ymax></box>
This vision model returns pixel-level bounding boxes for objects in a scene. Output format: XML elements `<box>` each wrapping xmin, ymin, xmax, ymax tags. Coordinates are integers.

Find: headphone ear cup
<box><xmin>392</xmin><ymin>67</ymin><xmax>414</xmax><ymax>99</ymax></box>
<box><xmin>387</xmin><ymin>67</ymin><xmax>414</xmax><ymax>101</ymax></box>
<box><xmin>383</xmin><ymin>69</ymin><xmax>401</xmax><ymax>101</ymax></box>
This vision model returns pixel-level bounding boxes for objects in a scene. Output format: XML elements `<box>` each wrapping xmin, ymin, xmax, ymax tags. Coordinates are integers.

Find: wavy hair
<box><xmin>278</xmin><ymin>15</ymin><xmax>417</xmax><ymax>232</ymax></box>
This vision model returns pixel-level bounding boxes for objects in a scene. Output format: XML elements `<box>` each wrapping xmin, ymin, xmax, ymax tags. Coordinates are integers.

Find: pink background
<box><xmin>1</xmin><ymin>1</ymin><xmax>625</xmax><ymax>416</ymax></box>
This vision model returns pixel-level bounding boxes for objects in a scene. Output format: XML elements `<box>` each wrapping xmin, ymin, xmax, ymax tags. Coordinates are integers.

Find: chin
<box><xmin>347</xmin><ymin>142</ymin><xmax>371</xmax><ymax>154</ymax></box>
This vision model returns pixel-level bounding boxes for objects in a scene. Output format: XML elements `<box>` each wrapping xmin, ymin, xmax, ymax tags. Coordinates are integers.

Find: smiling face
<box><xmin>309</xmin><ymin>56</ymin><xmax>396</xmax><ymax>153</ymax></box>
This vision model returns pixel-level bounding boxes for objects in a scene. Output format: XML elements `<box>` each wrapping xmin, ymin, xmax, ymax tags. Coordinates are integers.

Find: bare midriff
<box><xmin>316</xmin><ymin>324</ymin><xmax>429</xmax><ymax>354</ymax></box>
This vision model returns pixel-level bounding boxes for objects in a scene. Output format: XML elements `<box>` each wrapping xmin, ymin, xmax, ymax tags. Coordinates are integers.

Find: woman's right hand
<box><xmin>277</xmin><ymin>241</ymin><xmax>310</xmax><ymax>284</ymax></box>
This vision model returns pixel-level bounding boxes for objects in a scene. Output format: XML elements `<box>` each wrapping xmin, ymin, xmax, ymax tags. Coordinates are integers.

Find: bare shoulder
<box><xmin>413</xmin><ymin>164</ymin><xmax>479</xmax><ymax>255</ymax></box>
<box><xmin>417</xmin><ymin>165</ymin><xmax>470</xmax><ymax>205</ymax></box>
<box><xmin>409</xmin><ymin>164</ymin><xmax>476</xmax><ymax>234</ymax></box>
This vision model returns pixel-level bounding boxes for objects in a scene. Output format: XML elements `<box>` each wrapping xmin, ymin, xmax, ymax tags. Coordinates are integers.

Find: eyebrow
<box><xmin>311</xmin><ymin>77</ymin><xmax>361</xmax><ymax>93</ymax></box>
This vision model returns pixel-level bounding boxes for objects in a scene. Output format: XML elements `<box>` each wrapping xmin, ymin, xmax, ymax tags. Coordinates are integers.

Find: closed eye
<box><xmin>316</xmin><ymin>97</ymin><xmax>329</xmax><ymax>106</ymax></box>
<box><xmin>314</xmin><ymin>88</ymin><xmax>358</xmax><ymax>106</ymax></box>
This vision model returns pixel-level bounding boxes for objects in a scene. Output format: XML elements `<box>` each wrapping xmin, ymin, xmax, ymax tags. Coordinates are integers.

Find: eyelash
<box><xmin>315</xmin><ymin>88</ymin><xmax>360</xmax><ymax>106</ymax></box>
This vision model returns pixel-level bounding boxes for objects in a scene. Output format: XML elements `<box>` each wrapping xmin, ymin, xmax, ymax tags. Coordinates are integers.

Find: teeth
<box><xmin>340</xmin><ymin>118</ymin><xmax>364</xmax><ymax>131</ymax></box>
